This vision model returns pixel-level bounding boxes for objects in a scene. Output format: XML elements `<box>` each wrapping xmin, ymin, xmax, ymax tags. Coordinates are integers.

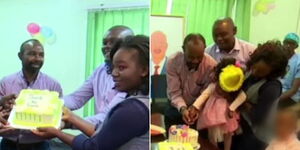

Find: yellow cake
<box><xmin>158</xmin><ymin>142</ymin><xmax>193</xmax><ymax>150</ymax></box>
<box><xmin>11</xmin><ymin>89</ymin><xmax>63</xmax><ymax>128</ymax></box>
<box><xmin>168</xmin><ymin>125</ymin><xmax>199</xmax><ymax>147</ymax></box>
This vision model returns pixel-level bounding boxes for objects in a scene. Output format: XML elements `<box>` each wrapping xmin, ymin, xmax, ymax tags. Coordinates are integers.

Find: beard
<box><xmin>186</xmin><ymin>62</ymin><xmax>199</xmax><ymax>71</ymax></box>
<box><xmin>23</xmin><ymin>62</ymin><xmax>43</xmax><ymax>73</ymax></box>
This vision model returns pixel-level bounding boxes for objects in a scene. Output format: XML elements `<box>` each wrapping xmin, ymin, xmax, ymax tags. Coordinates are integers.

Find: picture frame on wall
<box><xmin>150</xmin><ymin>15</ymin><xmax>185</xmax><ymax>100</ymax></box>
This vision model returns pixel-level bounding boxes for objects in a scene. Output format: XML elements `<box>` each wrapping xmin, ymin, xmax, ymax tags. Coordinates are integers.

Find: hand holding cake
<box><xmin>0</xmin><ymin>94</ymin><xmax>16</xmax><ymax>119</ymax></box>
<box><xmin>32</xmin><ymin>127</ymin><xmax>60</xmax><ymax>139</ymax></box>
<box><xmin>62</xmin><ymin>106</ymin><xmax>74</xmax><ymax>123</ymax></box>
<box><xmin>0</xmin><ymin>94</ymin><xmax>16</xmax><ymax>135</ymax></box>
<box><xmin>0</xmin><ymin>94</ymin><xmax>16</xmax><ymax>106</ymax></box>
<box><xmin>0</xmin><ymin>114</ymin><xmax>14</xmax><ymax>134</ymax></box>
<box><xmin>31</xmin><ymin>106</ymin><xmax>72</xmax><ymax>139</ymax></box>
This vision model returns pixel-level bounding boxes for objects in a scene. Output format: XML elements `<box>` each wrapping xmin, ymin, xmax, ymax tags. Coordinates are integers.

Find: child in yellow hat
<box><xmin>189</xmin><ymin>58</ymin><xmax>247</xmax><ymax>150</ymax></box>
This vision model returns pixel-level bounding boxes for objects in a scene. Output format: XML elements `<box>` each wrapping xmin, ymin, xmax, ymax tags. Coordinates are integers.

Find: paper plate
<box><xmin>193</xmin><ymin>144</ymin><xmax>201</xmax><ymax>150</ymax></box>
<box><xmin>151</xmin><ymin>124</ymin><xmax>166</xmax><ymax>136</ymax></box>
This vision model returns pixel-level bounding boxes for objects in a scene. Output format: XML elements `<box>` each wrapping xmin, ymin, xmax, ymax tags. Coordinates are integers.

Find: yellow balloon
<box><xmin>32</xmin><ymin>33</ymin><xmax>46</xmax><ymax>45</ymax></box>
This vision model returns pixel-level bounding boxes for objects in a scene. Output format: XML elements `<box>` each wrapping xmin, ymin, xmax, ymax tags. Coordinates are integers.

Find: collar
<box><xmin>216</xmin><ymin>37</ymin><xmax>241</xmax><ymax>54</ymax></box>
<box><xmin>104</xmin><ymin>62</ymin><xmax>112</xmax><ymax>74</ymax></box>
<box><xmin>18</xmin><ymin>70</ymin><xmax>41</xmax><ymax>86</ymax></box>
<box><xmin>126</xmin><ymin>91</ymin><xmax>148</xmax><ymax>99</ymax></box>
<box><xmin>152</xmin><ymin>57</ymin><xmax>167</xmax><ymax>67</ymax></box>
<box><xmin>290</xmin><ymin>53</ymin><xmax>297</xmax><ymax>59</ymax></box>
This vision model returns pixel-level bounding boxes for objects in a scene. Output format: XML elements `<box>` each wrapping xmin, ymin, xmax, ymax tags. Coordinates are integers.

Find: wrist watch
<box><xmin>180</xmin><ymin>106</ymin><xmax>187</xmax><ymax>113</ymax></box>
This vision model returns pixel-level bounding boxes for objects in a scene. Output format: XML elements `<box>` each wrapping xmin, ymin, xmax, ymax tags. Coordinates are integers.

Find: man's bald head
<box><xmin>18</xmin><ymin>39</ymin><xmax>44</xmax><ymax>73</ymax></box>
<box><xmin>151</xmin><ymin>31</ymin><xmax>168</xmax><ymax>64</ymax></box>
<box><xmin>19</xmin><ymin>39</ymin><xmax>43</xmax><ymax>55</ymax></box>
<box><xmin>214</xmin><ymin>17</ymin><xmax>235</xmax><ymax>29</ymax></box>
<box><xmin>107</xmin><ymin>25</ymin><xmax>134</xmax><ymax>38</ymax></box>
<box><xmin>182</xmin><ymin>33</ymin><xmax>206</xmax><ymax>71</ymax></box>
<box><xmin>212</xmin><ymin>17</ymin><xmax>237</xmax><ymax>52</ymax></box>
<box><xmin>102</xmin><ymin>25</ymin><xmax>134</xmax><ymax>62</ymax></box>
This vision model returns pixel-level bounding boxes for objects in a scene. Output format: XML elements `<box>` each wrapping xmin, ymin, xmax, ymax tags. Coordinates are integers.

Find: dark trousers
<box><xmin>231</xmin><ymin>118</ymin><xmax>267</xmax><ymax>150</ymax></box>
<box><xmin>0</xmin><ymin>138</ymin><xmax>50</xmax><ymax>150</ymax></box>
<box><xmin>164</xmin><ymin>103</ymin><xmax>185</xmax><ymax>133</ymax></box>
<box><xmin>232</xmin><ymin>133</ymin><xmax>267</xmax><ymax>150</ymax></box>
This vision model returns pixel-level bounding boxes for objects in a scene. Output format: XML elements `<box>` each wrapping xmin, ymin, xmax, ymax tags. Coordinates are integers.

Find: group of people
<box><xmin>0</xmin><ymin>26</ymin><xmax>149</xmax><ymax>150</ymax></box>
<box><xmin>165</xmin><ymin>17</ymin><xmax>300</xmax><ymax>150</ymax></box>
<box><xmin>1</xmin><ymin>15</ymin><xmax>299</xmax><ymax>150</ymax></box>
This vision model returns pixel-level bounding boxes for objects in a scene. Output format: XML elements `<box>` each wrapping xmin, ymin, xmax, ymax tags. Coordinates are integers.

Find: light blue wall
<box><xmin>0</xmin><ymin>0</ymin><xmax>149</xmax><ymax>135</ymax></box>
<box><xmin>0</xmin><ymin>0</ymin><xmax>87</xmax><ymax>103</ymax></box>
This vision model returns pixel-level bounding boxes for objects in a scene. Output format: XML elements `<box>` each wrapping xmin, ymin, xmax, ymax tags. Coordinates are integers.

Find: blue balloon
<box><xmin>41</xmin><ymin>26</ymin><xmax>54</xmax><ymax>38</ymax></box>
<box><xmin>47</xmin><ymin>33</ymin><xmax>56</xmax><ymax>45</ymax></box>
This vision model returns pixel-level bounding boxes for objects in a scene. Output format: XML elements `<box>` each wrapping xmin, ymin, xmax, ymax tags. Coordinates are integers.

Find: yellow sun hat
<box><xmin>219</xmin><ymin>64</ymin><xmax>244</xmax><ymax>92</ymax></box>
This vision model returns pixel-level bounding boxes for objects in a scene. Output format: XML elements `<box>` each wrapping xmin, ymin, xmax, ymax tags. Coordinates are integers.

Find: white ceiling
<box><xmin>85</xmin><ymin>0</ymin><xmax>149</xmax><ymax>10</ymax></box>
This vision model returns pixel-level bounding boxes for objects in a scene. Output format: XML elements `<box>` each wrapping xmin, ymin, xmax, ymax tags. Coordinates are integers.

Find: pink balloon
<box><xmin>27</xmin><ymin>23</ymin><xmax>40</xmax><ymax>34</ymax></box>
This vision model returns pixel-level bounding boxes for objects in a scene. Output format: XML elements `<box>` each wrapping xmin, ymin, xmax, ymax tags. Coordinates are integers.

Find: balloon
<box><xmin>41</xmin><ymin>26</ymin><xmax>54</xmax><ymax>38</ymax></box>
<box><xmin>32</xmin><ymin>33</ymin><xmax>46</xmax><ymax>45</ymax></box>
<box><xmin>27</xmin><ymin>23</ymin><xmax>40</xmax><ymax>34</ymax></box>
<box><xmin>253</xmin><ymin>0</ymin><xmax>277</xmax><ymax>16</ymax></box>
<box><xmin>257</xmin><ymin>3</ymin><xmax>267</xmax><ymax>12</ymax></box>
<box><xmin>47</xmin><ymin>33</ymin><xmax>56</xmax><ymax>45</ymax></box>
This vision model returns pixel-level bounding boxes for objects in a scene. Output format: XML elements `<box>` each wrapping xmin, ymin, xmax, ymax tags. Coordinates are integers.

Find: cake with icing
<box><xmin>158</xmin><ymin>142</ymin><xmax>193</xmax><ymax>150</ymax></box>
<box><xmin>168</xmin><ymin>125</ymin><xmax>199</xmax><ymax>147</ymax></box>
<box><xmin>12</xmin><ymin>89</ymin><xmax>63</xmax><ymax>128</ymax></box>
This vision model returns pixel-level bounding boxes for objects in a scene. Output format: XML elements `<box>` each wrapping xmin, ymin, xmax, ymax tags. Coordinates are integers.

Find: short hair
<box><xmin>19</xmin><ymin>39</ymin><xmax>42</xmax><ymax>54</ymax></box>
<box><xmin>110</xmin><ymin>35</ymin><xmax>149</xmax><ymax>95</ymax></box>
<box><xmin>182</xmin><ymin>33</ymin><xmax>206</xmax><ymax>51</ymax></box>
<box><xmin>246</xmin><ymin>40</ymin><xmax>288</xmax><ymax>79</ymax></box>
<box><xmin>104</xmin><ymin>25</ymin><xmax>134</xmax><ymax>74</ymax></box>
<box><xmin>213</xmin><ymin>17</ymin><xmax>236</xmax><ymax>29</ymax></box>
<box><xmin>108</xmin><ymin>25</ymin><xmax>134</xmax><ymax>35</ymax></box>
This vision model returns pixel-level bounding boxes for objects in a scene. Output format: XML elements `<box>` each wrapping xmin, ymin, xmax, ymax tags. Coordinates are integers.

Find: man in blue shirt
<box><xmin>279</xmin><ymin>33</ymin><xmax>300</xmax><ymax>108</ymax></box>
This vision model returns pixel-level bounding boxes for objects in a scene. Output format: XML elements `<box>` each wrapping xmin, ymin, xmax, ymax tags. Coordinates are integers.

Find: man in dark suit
<box><xmin>151</xmin><ymin>31</ymin><xmax>168</xmax><ymax>112</ymax></box>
